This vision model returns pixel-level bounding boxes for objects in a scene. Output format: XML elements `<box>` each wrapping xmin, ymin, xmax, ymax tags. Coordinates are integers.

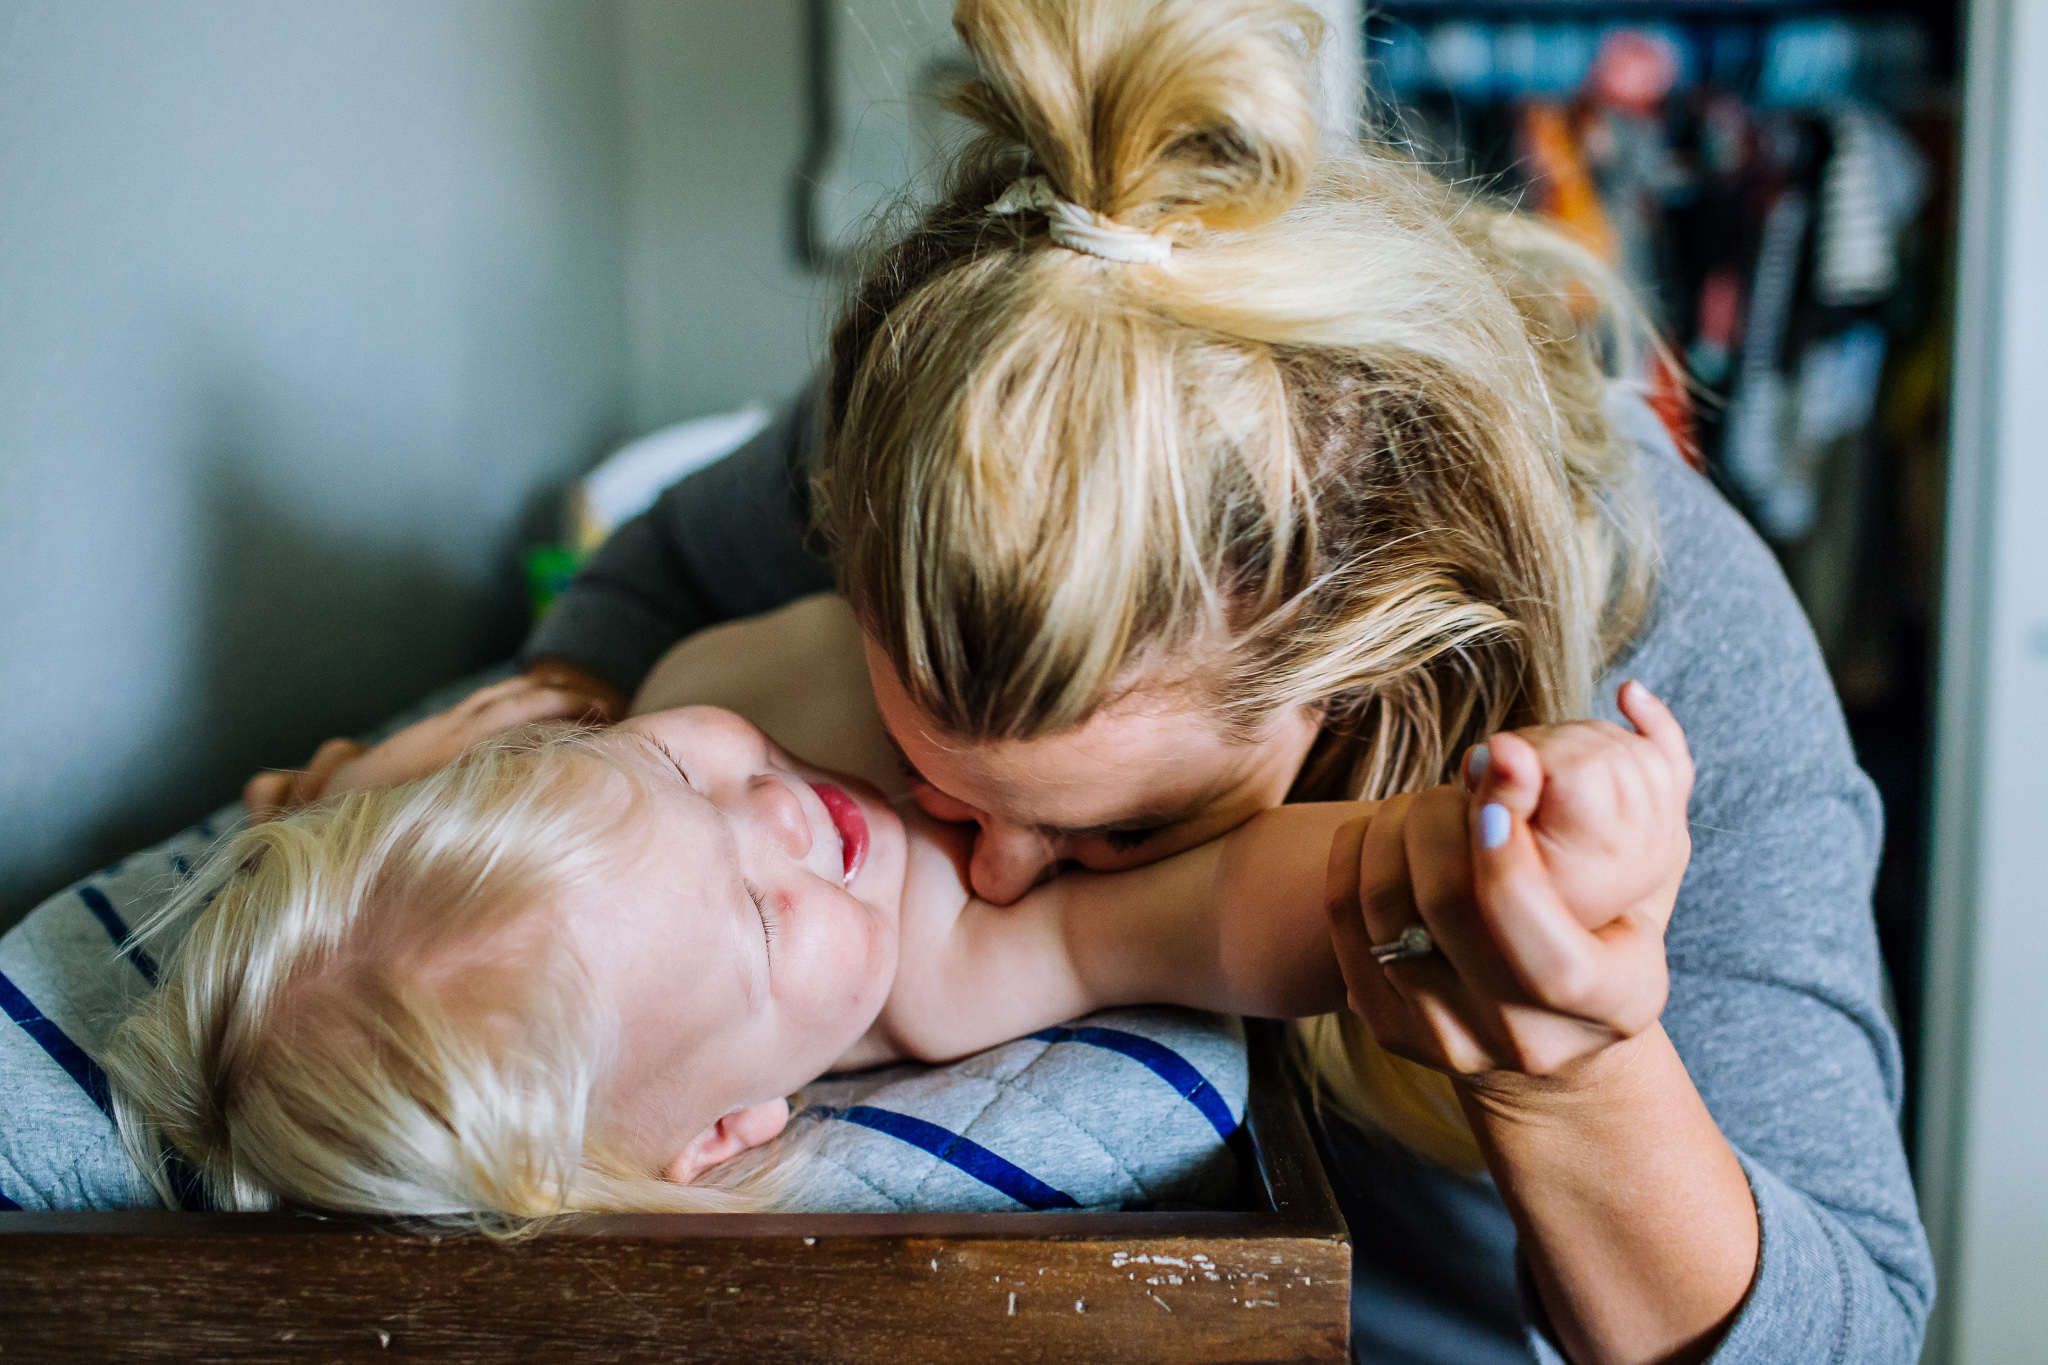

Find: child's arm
<box><xmin>246</xmin><ymin>593</ymin><xmax>896</xmax><ymax>820</ymax></box>
<box><xmin>873</xmin><ymin>799</ymin><xmax>1371</xmax><ymax>1062</ymax></box>
<box><xmin>242</xmin><ymin>676</ymin><xmax>604</xmax><ymax>819</ymax></box>
<box><xmin>875</xmin><ymin>705</ymin><xmax>1694</xmax><ymax>1067</ymax></box>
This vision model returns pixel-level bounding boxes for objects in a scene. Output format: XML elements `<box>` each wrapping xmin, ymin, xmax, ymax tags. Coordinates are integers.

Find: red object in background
<box><xmin>1588</xmin><ymin>29</ymin><xmax>1681</xmax><ymax>116</ymax></box>
<box><xmin>1648</xmin><ymin>347</ymin><xmax>1704</xmax><ymax>470</ymax></box>
<box><xmin>1697</xmin><ymin>271</ymin><xmax>1744</xmax><ymax>352</ymax></box>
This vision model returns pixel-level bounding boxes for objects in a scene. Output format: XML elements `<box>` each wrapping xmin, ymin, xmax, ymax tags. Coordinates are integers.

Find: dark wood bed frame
<box><xmin>2</xmin><ymin>1025</ymin><xmax>1350</xmax><ymax>1362</ymax></box>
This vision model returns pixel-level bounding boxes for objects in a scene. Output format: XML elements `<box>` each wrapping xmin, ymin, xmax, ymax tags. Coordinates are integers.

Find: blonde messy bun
<box><xmin>950</xmin><ymin>0</ymin><xmax>1324</xmax><ymax>234</ymax></box>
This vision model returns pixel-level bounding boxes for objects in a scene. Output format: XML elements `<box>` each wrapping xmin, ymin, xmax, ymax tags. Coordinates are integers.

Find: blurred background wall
<box><xmin>0</xmin><ymin>0</ymin><xmax>827</xmax><ymax>929</ymax></box>
<box><xmin>620</xmin><ymin>0</ymin><xmax>822</xmax><ymax>432</ymax></box>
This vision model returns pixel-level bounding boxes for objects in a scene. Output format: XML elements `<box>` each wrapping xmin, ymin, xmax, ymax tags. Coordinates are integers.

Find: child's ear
<box><xmin>660</xmin><ymin>1098</ymin><xmax>791</xmax><ymax>1185</ymax></box>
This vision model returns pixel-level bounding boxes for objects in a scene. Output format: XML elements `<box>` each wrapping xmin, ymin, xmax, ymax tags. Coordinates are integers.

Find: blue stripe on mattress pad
<box><xmin>1029</xmin><ymin>1025</ymin><xmax>1238</xmax><ymax>1141</ymax></box>
<box><xmin>0</xmin><ymin>970</ymin><xmax>113</xmax><ymax>1117</ymax></box>
<box><xmin>810</xmin><ymin>1105</ymin><xmax>1081</xmax><ymax>1210</ymax></box>
<box><xmin>0</xmin><ymin>969</ymin><xmax>213</xmax><ymax>1211</ymax></box>
<box><xmin>76</xmin><ymin>886</ymin><xmax>159</xmax><ymax>986</ymax></box>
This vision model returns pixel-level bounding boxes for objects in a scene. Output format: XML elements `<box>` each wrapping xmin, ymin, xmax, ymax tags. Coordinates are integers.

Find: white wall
<box><xmin>1918</xmin><ymin>0</ymin><xmax>2048</xmax><ymax>1357</ymax></box>
<box><xmin>0</xmin><ymin>1</ymin><xmax>630</xmax><ymax>925</ymax></box>
<box><xmin>621</xmin><ymin>0</ymin><xmax>826</xmax><ymax>430</ymax></box>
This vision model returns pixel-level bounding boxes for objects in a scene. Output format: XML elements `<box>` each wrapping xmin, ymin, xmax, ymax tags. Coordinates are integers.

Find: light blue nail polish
<box><xmin>1465</xmin><ymin>744</ymin><xmax>1491</xmax><ymax>787</ymax></box>
<box><xmin>1480</xmin><ymin>802</ymin><xmax>1511</xmax><ymax>849</ymax></box>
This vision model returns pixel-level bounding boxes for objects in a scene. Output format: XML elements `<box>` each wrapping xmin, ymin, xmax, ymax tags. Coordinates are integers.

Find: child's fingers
<box><xmin>523</xmin><ymin>660</ymin><xmax>627</xmax><ymax>722</ymax></box>
<box><xmin>304</xmin><ymin>738</ymin><xmax>367</xmax><ymax>780</ymax></box>
<box><xmin>459</xmin><ymin>675</ymin><xmax>543</xmax><ymax>711</ymax></box>
<box><xmin>284</xmin><ymin>764</ymin><xmax>335</xmax><ymax>809</ymax></box>
<box><xmin>242</xmin><ymin>771</ymin><xmax>290</xmax><ymax>821</ymax></box>
<box><xmin>456</xmin><ymin>684</ymin><xmax>606</xmax><ymax>740</ymax></box>
<box><xmin>480</xmin><ymin>684</ymin><xmax>610</xmax><ymax>729</ymax></box>
<box><xmin>1616</xmin><ymin>681</ymin><xmax>1693</xmax><ymax>780</ymax></box>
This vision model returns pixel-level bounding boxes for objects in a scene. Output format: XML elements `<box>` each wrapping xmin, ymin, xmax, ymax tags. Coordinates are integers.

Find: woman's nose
<box><xmin>967</xmin><ymin>820</ymin><xmax>1058</xmax><ymax>905</ymax></box>
<box><xmin>748</xmin><ymin>775</ymin><xmax>814</xmax><ymax>860</ymax></box>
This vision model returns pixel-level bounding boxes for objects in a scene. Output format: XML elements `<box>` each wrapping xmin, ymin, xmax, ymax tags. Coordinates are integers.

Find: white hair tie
<box><xmin>987</xmin><ymin>176</ymin><xmax>1174</xmax><ymax>265</ymax></box>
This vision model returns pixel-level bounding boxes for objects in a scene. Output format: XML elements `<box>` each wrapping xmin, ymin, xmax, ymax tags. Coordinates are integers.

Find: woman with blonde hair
<box><xmin>284</xmin><ymin>0</ymin><xmax>1930</xmax><ymax>1359</ymax></box>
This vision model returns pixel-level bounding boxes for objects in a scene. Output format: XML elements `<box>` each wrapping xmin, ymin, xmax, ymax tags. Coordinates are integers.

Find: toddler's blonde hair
<box><xmin>820</xmin><ymin>0</ymin><xmax>1657</xmax><ymax>1169</ymax></box>
<box><xmin>103</xmin><ymin>731</ymin><xmax>793</xmax><ymax>1228</ymax></box>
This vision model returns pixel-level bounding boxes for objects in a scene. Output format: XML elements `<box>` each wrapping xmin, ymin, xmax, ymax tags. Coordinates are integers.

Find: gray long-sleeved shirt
<box><xmin>523</xmin><ymin>385</ymin><xmax>1933</xmax><ymax>1363</ymax></box>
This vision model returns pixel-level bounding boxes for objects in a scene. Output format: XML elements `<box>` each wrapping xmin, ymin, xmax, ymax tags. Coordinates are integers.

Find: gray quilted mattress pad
<box><xmin>1</xmin><ymin>678</ymin><xmax>1247</xmax><ymax>1215</ymax></box>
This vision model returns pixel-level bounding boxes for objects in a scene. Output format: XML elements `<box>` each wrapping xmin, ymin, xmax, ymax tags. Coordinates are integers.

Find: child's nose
<box><xmin>748</xmin><ymin>775</ymin><xmax>815</xmax><ymax>861</ymax></box>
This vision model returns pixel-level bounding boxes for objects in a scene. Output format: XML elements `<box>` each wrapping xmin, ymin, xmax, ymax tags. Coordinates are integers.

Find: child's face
<box><xmin>567</xmin><ymin>706</ymin><xmax>907</xmax><ymax>1178</ymax></box>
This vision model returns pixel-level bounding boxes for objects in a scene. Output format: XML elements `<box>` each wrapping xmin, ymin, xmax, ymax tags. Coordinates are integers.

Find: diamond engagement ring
<box><xmin>1368</xmin><ymin>924</ymin><xmax>1436</xmax><ymax>966</ymax></box>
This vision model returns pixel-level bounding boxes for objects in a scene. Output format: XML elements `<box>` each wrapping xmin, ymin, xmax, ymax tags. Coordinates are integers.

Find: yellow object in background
<box><xmin>1517</xmin><ymin>102</ymin><xmax>1617</xmax><ymax>263</ymax></box>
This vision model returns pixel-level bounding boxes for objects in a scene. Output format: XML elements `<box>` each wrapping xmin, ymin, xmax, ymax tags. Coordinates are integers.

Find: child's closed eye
<box><xmin>1103</xmin><ymin>826</ymin><xmax>1162</xmax><ymax>854</ymax></box>
<box><xmin>746</xmin><ymin>879</ymin><xmax>777</xmax><ymax>954</ymax></box>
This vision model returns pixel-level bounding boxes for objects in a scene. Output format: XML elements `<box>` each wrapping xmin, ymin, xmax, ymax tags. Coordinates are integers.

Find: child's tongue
<box><xmin>809</xmin><ymin>783</ymin><xmax>869</xmax><ymax>885</ymax></box>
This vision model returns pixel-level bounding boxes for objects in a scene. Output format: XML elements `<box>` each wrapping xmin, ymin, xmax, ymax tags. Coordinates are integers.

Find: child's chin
<box><xmin>850</xmin><ymin>801</ymin><xmax>908</xmax><ymax>892</ymax></box>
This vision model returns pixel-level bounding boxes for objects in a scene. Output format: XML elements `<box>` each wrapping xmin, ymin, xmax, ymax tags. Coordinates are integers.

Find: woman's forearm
<box><xmin>1457</xmin><ymin>1024</ymin><xmax>1758</xmax><ymax>1365</ymax></box>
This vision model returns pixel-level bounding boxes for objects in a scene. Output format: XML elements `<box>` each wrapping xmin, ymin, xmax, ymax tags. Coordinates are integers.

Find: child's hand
<box><xmin>242</xmin><ymin>737</ymin><xmax>369</xmax><ymax>821</ymax></box>
<box><xmin>241</xmin><ymin>675</ymin><xmax>607</xmax><ymax>821</ymax></box>
<box><xmin>1467</xmin><ymin>679</ymin><xmax>1694</xmax><ymax>935</ymax></box>
<box><xmin>1326</xmin><ymin>681</ymin><xmax>1693</xmax><ymax>1079</ymax></box>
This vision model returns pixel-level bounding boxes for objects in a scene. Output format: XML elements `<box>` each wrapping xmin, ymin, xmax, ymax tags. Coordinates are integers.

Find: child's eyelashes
<box><xmin>1103</xmin><ymin>826</ymin><xmax>1162</xmax><ymax>853</ymax></box>
<box><xmin>746</xmin><ymin>879</ymin><xmax>777</xmax><ymax>955</ymax></box>
<box><xmin>651</xmin><ymin>736</ymin><xmax>696</xmax><ymax>789</ymax></box>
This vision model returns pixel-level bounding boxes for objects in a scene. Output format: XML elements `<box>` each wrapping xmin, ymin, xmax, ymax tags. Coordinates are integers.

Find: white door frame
<box><xmin>1918</xmin><ymin>0</ymin><xmax>2048</xmax><ymax>1358</ymax></box>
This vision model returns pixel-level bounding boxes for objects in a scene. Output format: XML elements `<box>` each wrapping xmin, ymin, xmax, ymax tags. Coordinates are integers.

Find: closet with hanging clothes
<box><xmin>1361</xmin><ymin>0</ymin><xmax>1962</xmax><ymax>1150</ymax></box>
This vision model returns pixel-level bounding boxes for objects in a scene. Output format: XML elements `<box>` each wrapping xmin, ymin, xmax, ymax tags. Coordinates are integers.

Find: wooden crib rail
<box><xmin>0</xmin><ymin>1024</ymin><xmax>1350</xmax><ymax>1363</ymax></box>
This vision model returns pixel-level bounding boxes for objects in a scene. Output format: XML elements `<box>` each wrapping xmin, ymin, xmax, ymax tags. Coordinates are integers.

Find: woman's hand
<box><xmin>241</xmin><ymin>674</ymin><xmax>608</xmax><ymax>821</ymax></box>
<box><xmin>1328</xmin><ymin>682</ymin><xmax>1755</xmax><ymax>1365</ymax></box>
<box><xmin>1325</xmin><ymin>680</ymin><xmax>1693</xmax><ymax>1077</ymax></box>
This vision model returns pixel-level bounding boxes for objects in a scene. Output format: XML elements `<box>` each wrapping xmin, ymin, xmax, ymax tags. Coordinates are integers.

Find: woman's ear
<box><xmin>659</xmin><ymin>1098</ymin><xmax>792</xmax><ymax>1185</ymax></box>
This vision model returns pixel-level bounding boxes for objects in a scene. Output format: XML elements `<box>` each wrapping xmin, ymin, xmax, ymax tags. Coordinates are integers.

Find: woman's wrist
<box><xmin>1452</xmin><ymin>1022</ymin><xmax>1665</xmax><ymax>1126</ymax></box>
<box><xmin>1453</xmin><ymin>1024</ymin><xmax>1759</xmax><ymax>1365</ymax></box>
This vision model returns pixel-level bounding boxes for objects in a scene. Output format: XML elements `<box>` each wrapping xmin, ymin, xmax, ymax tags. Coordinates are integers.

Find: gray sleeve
<box><xmin>1521</xmin><ymin>397</ymin><xmax>1934</xmax><ymax>1363</ymax></box>
<box><xmin>518</xmin><ymin>377</ymin><xmax>837</xmax><ymax>698</ymax></box>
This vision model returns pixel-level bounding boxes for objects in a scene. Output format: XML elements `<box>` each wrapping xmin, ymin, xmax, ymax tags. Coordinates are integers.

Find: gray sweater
<box><xmin>523</xmin><ymin>387</ymin><xmax>1933</xmax><ymax>1364</ymax></box>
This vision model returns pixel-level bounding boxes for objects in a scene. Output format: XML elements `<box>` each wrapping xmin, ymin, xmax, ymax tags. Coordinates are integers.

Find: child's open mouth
<box><xmin>809</xmin><ymin>782</ymin><xmax>869</xmax><ymax>885</ymax></box>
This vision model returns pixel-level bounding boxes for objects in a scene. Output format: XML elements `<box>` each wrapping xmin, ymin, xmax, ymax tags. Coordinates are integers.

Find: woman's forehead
<box><xmin>877</xmin><ymin>671</ymin><xmax>1252</xmax><ymax>828</ymax></box>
